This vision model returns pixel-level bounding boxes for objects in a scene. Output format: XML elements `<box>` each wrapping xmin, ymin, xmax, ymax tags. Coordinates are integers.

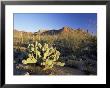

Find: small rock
<box><xmin>24</xmin><ymin>72</ymin><xmax>30</xmax><ymax>75</ymax></box>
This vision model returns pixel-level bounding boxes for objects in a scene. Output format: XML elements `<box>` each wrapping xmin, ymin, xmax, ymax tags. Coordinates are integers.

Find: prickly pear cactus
<box><xmin>28</xmin><ymin>43</ymin><xmax>34</xmax><ymax>53</ymax></box>
<box><xmin>22</xmin><ymin>41</ymin><xmax>65</xmax><ymax>70</ymax></box>
<box><xmin>22</xmin><ymin>54</ymin><xmax>37</xmax><ymax>64</ymax></box>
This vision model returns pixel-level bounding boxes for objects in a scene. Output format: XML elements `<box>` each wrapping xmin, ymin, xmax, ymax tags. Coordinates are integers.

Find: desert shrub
<box><xmin>14</xmin><ymin>28</ymin><xmax>97</xmax><ymax>74</ymax></box>
<box><xmin>14</xmin><ymin>29</ymin><xmax>97</xmax><ymax>60</ymax></box>
<box><xmin>22</xmin><ymin>41</ymin><xmax>65</xmax><ymax>70</ymax></box>
<box><xmin>34</xmin><ymin>34</ymin><xmax>57</xmax><ymax>47</ymax></box>
<box><xmin>53</xmin><ymin>30</ymin><xmax>97</xmax><ymax>60</ymax></box>
<box><xmin>65</xmin><ymin>58</ymin><xmax>97</xmax><ymax>74</ymax></box>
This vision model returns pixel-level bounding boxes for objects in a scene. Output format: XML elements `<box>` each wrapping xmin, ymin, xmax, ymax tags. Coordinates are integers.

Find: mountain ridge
<box><xmin>14</xmin><ymin>26</ymin><xmax>91</xmax><ymax>36</ymax></box>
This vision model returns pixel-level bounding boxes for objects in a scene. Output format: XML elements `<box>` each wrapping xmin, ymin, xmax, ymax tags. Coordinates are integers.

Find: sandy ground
<box><xmin>14</xmin><ymin>64</ymin><xmax>85</xmax><ymax>75</ymax></box>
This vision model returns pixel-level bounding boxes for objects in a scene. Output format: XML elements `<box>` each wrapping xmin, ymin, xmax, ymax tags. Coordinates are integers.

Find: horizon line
<box><xmin>14</xmin><ymin>26</ymin><xmax>91</xmax><ymax>32</ymax></box>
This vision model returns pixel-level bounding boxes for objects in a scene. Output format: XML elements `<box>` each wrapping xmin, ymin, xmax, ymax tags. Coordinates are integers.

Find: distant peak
<box><xmin>61</xmin><ymin>26</ymin><xmax>73</xmax><ymax>32</ymax></box>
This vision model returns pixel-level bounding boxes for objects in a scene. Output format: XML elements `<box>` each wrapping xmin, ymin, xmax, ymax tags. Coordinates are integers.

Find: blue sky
<box><xmin>14</xmin><ymin>13</ymin><xmax>97</xmax><ymax>34</ymax></box>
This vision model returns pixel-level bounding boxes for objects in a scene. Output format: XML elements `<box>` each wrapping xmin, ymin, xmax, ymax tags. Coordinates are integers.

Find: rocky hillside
<box><xmin>14</xmin><ymin>26</ymin><xmax>90</xmax><ymax>36</ymax></box>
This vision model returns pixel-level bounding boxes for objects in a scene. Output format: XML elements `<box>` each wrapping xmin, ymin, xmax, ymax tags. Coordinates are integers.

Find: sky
<box><xmin>14</xmin><ymin>13</ymin><xmax>97</xmax><ymax>34</ymax></box>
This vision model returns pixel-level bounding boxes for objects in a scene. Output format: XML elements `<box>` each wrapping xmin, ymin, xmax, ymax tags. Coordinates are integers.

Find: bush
<box><xmin>22</xmin><ymin>41</ymin><xmax>65</xmax><ymax>70</ymax></box>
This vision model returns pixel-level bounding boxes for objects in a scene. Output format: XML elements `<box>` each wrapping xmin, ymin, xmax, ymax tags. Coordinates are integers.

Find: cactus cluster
<box><xmin>22</xmin><ymin>41</ymin><xmax>65</xmax><ymax>70</ymax></box>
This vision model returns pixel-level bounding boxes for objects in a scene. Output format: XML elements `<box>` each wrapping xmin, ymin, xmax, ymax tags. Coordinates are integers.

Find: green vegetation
<box><xmin>14</xmin><ymin>27</ymin><xmax>97</xmax><ymax>75</ymax></box>
<box><xmin>22</xmin><ymin>41</ymin><xmax>65</xmax><ymax>70</ymax></box>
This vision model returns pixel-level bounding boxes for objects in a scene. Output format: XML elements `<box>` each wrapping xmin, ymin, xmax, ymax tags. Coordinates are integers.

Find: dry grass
<box><xmin>14</xmin><ymin>29</ymin><xmax>97</xmax><ymax>75</ymax></box>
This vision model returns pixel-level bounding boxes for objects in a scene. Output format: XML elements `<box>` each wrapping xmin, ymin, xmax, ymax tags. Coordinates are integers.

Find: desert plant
<box><xmin>22</xmin><ymin>41</ymin><xmax>65</xmax><ymax>70</ymax></box>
